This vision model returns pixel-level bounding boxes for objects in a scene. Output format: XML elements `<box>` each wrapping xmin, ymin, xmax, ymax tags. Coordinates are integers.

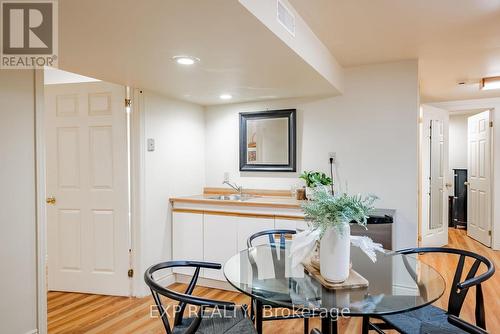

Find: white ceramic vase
<box><xmin>320</xmin><ymin>224</ymin><xmax>350</xmax><ymax>283</ymax></box>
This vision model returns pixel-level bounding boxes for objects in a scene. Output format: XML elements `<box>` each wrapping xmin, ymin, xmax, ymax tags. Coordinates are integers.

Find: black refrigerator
<box><xmin>451</xmin><ymin>169</ymin><xmax>467</xmax><ymax>228</ymax></box>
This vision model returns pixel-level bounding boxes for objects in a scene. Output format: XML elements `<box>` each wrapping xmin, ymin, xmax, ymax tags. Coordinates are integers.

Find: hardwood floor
<box><xmin>48</xmin><ymin>228</ymin><xmax>499</xmax><ymax>333</ymax></box>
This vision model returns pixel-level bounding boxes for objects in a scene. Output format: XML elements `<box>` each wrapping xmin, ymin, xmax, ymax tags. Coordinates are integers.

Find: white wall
<box><xmin>448</xmin><ymin>114</ymin><xmax>469</xmax><ymax>194</ymax></box>
<box><xmin>0</xmin><ymin>71</ymin><xmax>39</xmax><ymax>333</ymax></box>
<box><xmin>205</xmin><ymin>60</ymin><xmax>419</xmax><ymax>249</ymax></box>
<box><xmin>137</xmin><ymin>91</ymin><xmax>205</xmax><ymax>294</ymax></box>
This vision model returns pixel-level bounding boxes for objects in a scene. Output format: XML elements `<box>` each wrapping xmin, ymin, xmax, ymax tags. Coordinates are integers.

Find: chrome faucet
<box><xmin>223</xmin><ymin>180</ymin><xmax>243</xmax><ymax>196</ymax></box>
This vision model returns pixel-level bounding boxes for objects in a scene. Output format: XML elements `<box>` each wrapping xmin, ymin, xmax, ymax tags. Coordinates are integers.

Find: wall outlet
<box><xmin>147</xmin><ymin>138</ymin><xmax>155</xmax><ymax>152</ymax></box>
<box><xmin>329</xmin><ymin>152</ymin><xmax>336</xmax><ymax>163</ymax></box>
<box><xmin>223</xmin><ymin>172</ymin><xmax>230</xmax><ymax>182</ymax></box>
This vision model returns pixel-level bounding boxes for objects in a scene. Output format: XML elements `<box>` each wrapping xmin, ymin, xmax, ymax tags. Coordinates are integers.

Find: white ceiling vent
<box><xmin>277</xmin><ymin>0</ymin><xmax>295</xmax><ymax>37</ymax></box>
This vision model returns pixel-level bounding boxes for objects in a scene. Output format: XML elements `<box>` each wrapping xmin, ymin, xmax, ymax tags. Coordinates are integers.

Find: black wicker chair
<box><xmin>144</xmin><ymin>260</ymin><xmax>256</xmax><ymax>334</ymax></box>
<box><xmin>363</xmin><ymin>247</ymin><xmax>495</xmax><ymax>334</ymax></box>
<box><xmin>247</xmin><ymin>229</ymin><xmax>310</xmax><ymax>334</ymax></box>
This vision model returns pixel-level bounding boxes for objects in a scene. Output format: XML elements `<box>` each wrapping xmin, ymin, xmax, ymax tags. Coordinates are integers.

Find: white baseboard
<box><xmin>157</xmin><ymin>272</ymin><xmax>176</xmax><ymax>287</ymax></box>
<box><xmin>137</xmin><ymin>273</ymin><xmax>234</xmax><ymax>297</ymax></box>
<box><xmin>175</xmin><ymin>274</ymin><xmax>236</xmax><ymax>292</ymax></box>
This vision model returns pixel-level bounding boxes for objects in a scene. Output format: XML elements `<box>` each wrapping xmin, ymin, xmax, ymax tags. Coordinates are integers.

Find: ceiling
<box><xmin>290</xmin><ymin>0</ymin><xmax>500</xmax><ymax>102</ymax></box>
<box><xmin>58</xmin><ymin>0</ymin><xmax>338</xmax><ymax>106</ymax></box>
<box><xmin>44</xmin><ymin>68</ymin><xmax>99</xmax><ymax>85</ymax></box>
<box><xmin>449</xmin><ymin>108</ymin><xmax>488</xmax><ymax>116</ymax></box>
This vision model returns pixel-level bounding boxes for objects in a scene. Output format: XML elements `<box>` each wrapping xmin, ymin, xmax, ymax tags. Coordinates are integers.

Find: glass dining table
<box><xmin>224</xmin><ymin>242</ymin><xmax>446</xmax><ymax>334</ymax></box>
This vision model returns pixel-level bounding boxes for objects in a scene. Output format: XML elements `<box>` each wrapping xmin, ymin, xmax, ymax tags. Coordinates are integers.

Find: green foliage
<box><xmin>302</xmin><ymin>188</ymin><xmax>378</xmax><ymax>237</ymax></box>
<box><xmin>299</xmin><ymin>171</ymin><xmax>333</xmax><ymax>188</ymax></box>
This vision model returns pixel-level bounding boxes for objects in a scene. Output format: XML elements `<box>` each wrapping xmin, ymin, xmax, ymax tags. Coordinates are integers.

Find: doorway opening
<box><xmin>42</xmin><ymin>68</ymin><xmax>134</xmax><ymax>331</ymax></box>
<box><xmin>448</xmin><ymin>109</ymin><xmax>493</xmax><ymax>246</ymax></box>
<box><xmin>420</xmin><ymin>105</ymin><xmax>494</xmax><ymax>248</ymax></box>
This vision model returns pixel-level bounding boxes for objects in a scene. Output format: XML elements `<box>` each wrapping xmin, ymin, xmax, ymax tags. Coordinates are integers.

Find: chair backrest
<box><xmin>247</xmin><ymin>229</ymin><xmax>297</xmax><ymax>280</ymax></box>
<box><xmin>144</xmin><ymin>260</ymin><xmax>235</xmax><ymax>334</ymax></box>
<box><xmin>246</xmin><ymin>229</ymin><xmax>297</xmax><ymax>249</ymax></box>
<box><xmin>397</xmin><ymin>247</ymin><xmax>495</xmax><ymax>330</ymax></box>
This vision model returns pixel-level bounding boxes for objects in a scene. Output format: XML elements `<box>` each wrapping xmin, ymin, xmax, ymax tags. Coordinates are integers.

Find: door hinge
<box><xmin>489</xmin><ymin>230</ymin><xmax>492</xmax><ymax>236</ymax></box>
<box><xmin>125</xmin><ymin>98</ymin><xmax>132</xmax><ymax>108</ymax></box>
<box><xmin>128</xmin><ymin>269</ymin><xmax>134</xmax><ymax>278</ymax></box>
<box><xmin>490</xmin><ymin>121</ymin><xmax>493</xmax><ymax>128</ymax></box>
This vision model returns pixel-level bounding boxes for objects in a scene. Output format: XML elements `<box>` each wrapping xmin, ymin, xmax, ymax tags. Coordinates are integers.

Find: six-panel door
<box><xmin>46</xmin><ymin>82</ymin><xmax>130</xmax><ymax>296</ymax></box>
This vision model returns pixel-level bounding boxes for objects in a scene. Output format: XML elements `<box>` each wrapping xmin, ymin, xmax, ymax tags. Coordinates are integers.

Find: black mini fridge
<box><xmin>451</xmin><ymin>168</ymin><xmax>467</xmax><ymax>228</ymax></box>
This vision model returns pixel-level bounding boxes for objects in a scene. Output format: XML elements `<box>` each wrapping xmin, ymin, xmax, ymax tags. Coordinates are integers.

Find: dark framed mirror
<box><xmin>239</xmin><ymin>109</ymin><xmax>296</xmax><ymax>172</ymax></box>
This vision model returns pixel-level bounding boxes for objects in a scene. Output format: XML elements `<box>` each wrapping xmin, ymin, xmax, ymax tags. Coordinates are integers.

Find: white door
<box><xmin>467</xmin><ymin>110</ymin><xmax>492</xmax><ymax>246</ymax></box>
<box><xmin>45</xmin><ymin>82</ymin><xmax>130</xmax><ymax>296</ymax></box>
<box><xmin>421</xmin><ymin>105</ymin><xmax>449</xmax><ymax>246</ymax></box>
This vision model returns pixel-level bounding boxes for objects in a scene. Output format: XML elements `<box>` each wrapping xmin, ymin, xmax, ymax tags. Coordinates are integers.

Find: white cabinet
<box><xmin>237</xmin><ymin>216</ymin><xmax>275</xmax><ymax>251</ymax></box>
<box><xmin>172</xmin><ymin>211</ymin><xmax>203</xmax><ymax>275</ymax></box>
<box><xmin>275</xmin><ymin>217</ymin><xmax>308</xmax><ymax>231</ymax></box>
<box><xmin>203</xmin><ymin>214</ymin><xmax>238</xmax><ymax>280</ymax></box>
<box><xmin>172</xmin><ymin>210</ymin><xmax>300</xmax><ymax>282</ymax></box>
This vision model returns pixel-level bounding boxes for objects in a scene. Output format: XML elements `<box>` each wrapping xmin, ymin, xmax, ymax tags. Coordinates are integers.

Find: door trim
<box><xmin>35</xmin><ymin>70</ymin><xmax>48</xmax><ymax>334</ymax></box>
<box><xmin>130</xmin><ymin>88</ymin><xmax>146</xmax><ymax>296</ymax></box>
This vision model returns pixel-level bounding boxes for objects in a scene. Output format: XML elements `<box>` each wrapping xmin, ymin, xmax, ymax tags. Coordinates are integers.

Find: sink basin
<box><xmin>208</xmin><ymin>194</ymin><xmax>252</xmax><ymax>201</ymax></box>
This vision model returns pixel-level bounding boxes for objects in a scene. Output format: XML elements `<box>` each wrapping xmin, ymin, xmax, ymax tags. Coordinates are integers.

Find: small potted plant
<box><xmin>302</xmin><ymin>188</ymin><xmax>377</xmax><ymax>283</ymax></box>
<box><xmin>299</xmin><ymin>171</ymin><xmax>333</xmax><ymax>200</ymax></box>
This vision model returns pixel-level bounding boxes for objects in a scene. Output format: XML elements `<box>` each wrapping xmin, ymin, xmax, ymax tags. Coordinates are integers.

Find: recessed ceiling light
<box><xmin>480</xmin><ymin>76</ymin><xmax>500</xmax><ymax>90</ymax></box>
<box><xmin>219</xmin><ymin>94</ymin><xmax>232</xmax><ymax>100</ymax></box>
<box><xmin>172</xmin><ymin>55</ymin><xmax>199</xmax><ymax>65</ymax></box>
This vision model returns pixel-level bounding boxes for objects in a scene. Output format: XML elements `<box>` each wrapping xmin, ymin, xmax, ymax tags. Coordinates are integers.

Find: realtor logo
<box><xmin>1</xmin><ymin>0</ymin><xmax>58</xmax><ymax>68</ymax></box>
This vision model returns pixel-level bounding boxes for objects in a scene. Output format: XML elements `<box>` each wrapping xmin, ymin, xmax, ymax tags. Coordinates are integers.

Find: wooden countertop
<box><xmin>170</xmin><ymin>194</ymin><xmax>305</xmax><ymax>209</ymax></box>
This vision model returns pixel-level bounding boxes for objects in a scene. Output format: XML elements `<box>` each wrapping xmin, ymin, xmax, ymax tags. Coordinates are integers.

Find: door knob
<box><xmin>445</xmin><ymin>183</ymin><xmax>452</xmax><ymax>188</ymax></box>
<box><xmin>46</xmin><ymin>196</ymin><xmax>56</xmax><ymax>205</ymax></box>
<box><xmin>464</xmin><ymin>181</ymin><xmax>470</xmax><ymax>186</ymax></box>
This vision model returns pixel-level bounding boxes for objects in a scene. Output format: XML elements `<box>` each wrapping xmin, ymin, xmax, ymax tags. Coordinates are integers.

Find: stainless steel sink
<box><xmin>208</xmin><ymin>194</ymin><xmax>252</xmax><ymax>201</ymax></box>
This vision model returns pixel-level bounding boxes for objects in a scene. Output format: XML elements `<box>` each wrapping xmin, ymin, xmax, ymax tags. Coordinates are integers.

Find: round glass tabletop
<box><xmin>224</xmin><ymin>243</ymin><xmax>446</xmax><ymax>316</ymax></box>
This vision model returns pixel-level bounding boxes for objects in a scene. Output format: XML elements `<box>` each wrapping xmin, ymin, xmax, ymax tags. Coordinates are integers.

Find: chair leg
<box><xmin>332</xmin><ymin>319</ymin><xmax>338</xmax><ymax>334</ymax></box>
<box><xmin>250</xmin><ymin>297</ymin><xmax>255</xmax><ymax>323</ymax></box>
<box><xmin>362</xmin><ymin>316</ymin><xmax>369</xmax><ymax>334</ymax></box>
<box><xmin>321</xmin><ymin>316</ymin><xmax>331</xmax><ymax>334</ymax></box>
<box><xmin>303</xmin><ymin>317</ymin><xmax>309</xmax><ymax>334</ymax></box>
<box><xmin>255</xmin><ymin>299</ymin><xmax>263</xmax><ymax>334</ymax></box>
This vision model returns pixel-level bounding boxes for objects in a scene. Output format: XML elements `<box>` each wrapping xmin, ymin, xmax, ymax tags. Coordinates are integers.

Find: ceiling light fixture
<box><xmin>219</xmin><ymin>94</ymin><xmax>232</xmax><ymax>100</ymax></box>
<box><xmin>480</xmin><ymin>76</ymin><xmax>500</xmax><ymax>90</ymax></box>
<box><xmin>172</xmin><ymin>55</ymin><xmax>200</xmax><ymax>65</ymax></box>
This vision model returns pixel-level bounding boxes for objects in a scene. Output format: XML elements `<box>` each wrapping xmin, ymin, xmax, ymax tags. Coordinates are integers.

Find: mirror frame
<box><xmin>239</xmin><ymin>109</ymin><xmax>296</xmax><ymax>172</ymax></box>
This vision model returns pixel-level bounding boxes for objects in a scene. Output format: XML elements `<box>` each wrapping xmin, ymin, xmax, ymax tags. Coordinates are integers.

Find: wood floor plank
<box><xmin>48</xmin><ymin>228</ymin><xmax>499</xmax><ymax>333</ymax></box>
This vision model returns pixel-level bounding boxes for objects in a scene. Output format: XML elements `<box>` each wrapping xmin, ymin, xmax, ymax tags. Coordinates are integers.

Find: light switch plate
<box><xmin>147</xmin><ymin>138</ymin><xmax>155</xmax><ymax>152</ymax></box>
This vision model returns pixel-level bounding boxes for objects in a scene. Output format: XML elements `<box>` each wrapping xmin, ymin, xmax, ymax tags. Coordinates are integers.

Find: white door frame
<box><xmin>35</xmin><ymin>77</ymin><xmax>144</xmax><ymax>333</ymax></box>
<box><xmin>35</xmin><ymin>70</ymin><xmax>48</xmax><ymax>334</ymax></box>
<box><xmin>430</xmin><ymin>99</ymin><xmax>497</xmax><ymax>250</ymax></box>
<box><xmin>130</xmin><ymin>88</ymin><xmax>146</xmax><ymax>296</ymax></box>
